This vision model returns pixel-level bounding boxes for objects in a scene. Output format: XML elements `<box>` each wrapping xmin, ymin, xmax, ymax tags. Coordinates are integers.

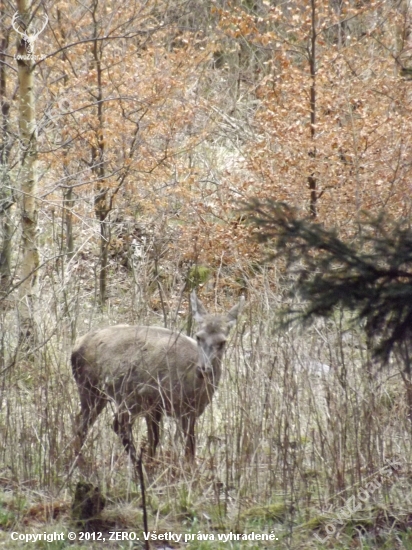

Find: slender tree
<box><xmin>308</xmin><ymin>0</ymin><xmax>317</xmax><ymax>218</ymax></box>
<box><xmin>15</xmin><ymin>0</ymin><xmax>41</xmax><ymax>340</ymax></box>
<box><xmin>0</xmin><ymin>1</ymin><xmax>14</xmax><ymax>294</ymax></box>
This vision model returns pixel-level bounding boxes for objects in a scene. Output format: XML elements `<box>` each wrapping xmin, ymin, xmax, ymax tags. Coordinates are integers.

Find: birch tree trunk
<box><xmin>16</xmin><ymin>0</ymin><xmax>39</xmax><ymax>341</ymax></box>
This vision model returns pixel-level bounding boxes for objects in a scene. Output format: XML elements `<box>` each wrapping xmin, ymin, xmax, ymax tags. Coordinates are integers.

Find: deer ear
<box><xmin>190</xmin><ymin>291</ymin><xmax>208</xmax><ymax>323</ymax></box>
<box><xmin>226</xmin><ymin>296</ymin><xmax>245</xmax><ymax>329</ymax></box>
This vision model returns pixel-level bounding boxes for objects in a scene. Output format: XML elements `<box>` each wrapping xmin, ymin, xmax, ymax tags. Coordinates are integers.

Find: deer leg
<box><xmin>113</xmin><ymin>410</ymin><xmax>138</xmax><ymax>466</ymax></box>
<box><xmin>181</xmin><ymin>414</ymin><xmax>196</xmax><ymax>460</ymax></box>
<box><xmin>76</xmin><ymin>384</ymin><xmax>106</xmax><ymax>451</ymax></box>
<box><xmin>145</xmin><ymin>407</ymin><xmax>162</xmax><ymax>459</ymax></box>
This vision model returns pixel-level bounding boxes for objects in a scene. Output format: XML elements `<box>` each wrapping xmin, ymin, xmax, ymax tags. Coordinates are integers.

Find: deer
<box><xmin>71</xmin><ymin>292</ymin><xmax>244</xmax><ymax>467</ymax></box>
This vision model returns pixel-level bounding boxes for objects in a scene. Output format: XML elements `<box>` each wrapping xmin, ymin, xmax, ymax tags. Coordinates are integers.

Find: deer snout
<box><xmin>196</xmin><ymin>344</ymin><xmax>216</xmax><ymax>376</ymax></box>
<box><xmin>196</xmin><ymin>363</ymin><xmax>214</xmax><ymax>378</ymax></box>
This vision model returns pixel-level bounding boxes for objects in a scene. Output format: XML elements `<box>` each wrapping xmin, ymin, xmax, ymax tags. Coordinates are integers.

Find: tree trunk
<box><xmin>308</xmin><ymin>0</ymin><xmax>317</xmax><ymax>219</ymax></box>
<box><xmin>16</xmin><ymin>0</ymin><xmax>39</xmax><ymax>341</ymax></box>
<box><xmin>64</xmin><ymin>186</ymin><xmax>74</xmax><ymax>260</ymax></box>
<box><xmin>91</xmin><ymin>1</ymin><xmax>108</xmax><ymax>307</ymax></box>
<box><xmin>0</xmin><ymin>10</ymin><xmax>13</xmax><ymax>295</ymax></box>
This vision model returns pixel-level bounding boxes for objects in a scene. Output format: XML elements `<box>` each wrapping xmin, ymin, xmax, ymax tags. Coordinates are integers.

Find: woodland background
<box><xmin>1</xmin><ymin>0</ymin><xmax>412</xmax><ymax>548</ymax></box>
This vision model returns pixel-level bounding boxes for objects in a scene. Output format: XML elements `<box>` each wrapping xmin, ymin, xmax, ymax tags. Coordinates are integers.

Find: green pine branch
<box><xmin>245</xmin><ymin>200</ymin><xmax>412</xmax><ymax>363</ymax></box>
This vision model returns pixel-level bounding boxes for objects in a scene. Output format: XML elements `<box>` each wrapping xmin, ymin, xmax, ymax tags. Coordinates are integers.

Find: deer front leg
<box><xmin>113</xmin><ymin>410</ymin><xmax>138</xmax><ymax>466</ymax></box>
<box><xmin>181</xmin><ymin>414</ymin><xmax>196</xmax><ymax>460</ymax></box>
<box><xmin>145</xmin><ymin>407</ymin><xmax>162</xmax><ymax>459</ymax></box>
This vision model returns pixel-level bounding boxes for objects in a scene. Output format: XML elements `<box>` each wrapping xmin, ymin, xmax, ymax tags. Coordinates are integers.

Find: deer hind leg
<box><xmin>76</xmin><ymin>383</ymin><xmax>107</xmax><ymax>452</ymax></box>
<box><xmin>145</xmin><ymin>407</ymin><xmax>162</xmax><ymax>459</ymax></box>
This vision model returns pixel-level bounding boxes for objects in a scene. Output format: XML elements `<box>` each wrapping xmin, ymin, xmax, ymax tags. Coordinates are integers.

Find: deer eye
<box><xmin>217</xmin><ymin>341</ymin><xmax>226</xmax><ymax>351</ymax></box>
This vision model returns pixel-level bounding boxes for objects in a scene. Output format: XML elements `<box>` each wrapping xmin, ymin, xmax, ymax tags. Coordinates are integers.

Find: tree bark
<box><xmin>308</xmin><ymin>0</ymin><xmax>317</xmax><ymax>218</ymax></box>
<box><xmin>0</xmin><ymin>4</ymin><xmax>13</xmax><ymax>294</ymax></box>
<box><xmin>91</xmin><ymin>0</ymin><xmax>108</xmax><ymax>307</ymax></box>
<box><xmin>16</xmin><ymin>0</ymin><xmax>39</xmax><ymax>341</ymax></box>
